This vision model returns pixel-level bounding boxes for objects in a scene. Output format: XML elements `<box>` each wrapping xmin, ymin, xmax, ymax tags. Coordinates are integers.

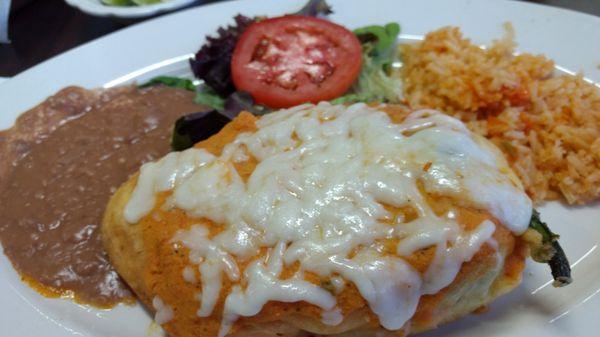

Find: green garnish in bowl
<box><xmin>101</xmin><ymin>0</ymin><xmax>163</xmax><ymax>6</ymax></box>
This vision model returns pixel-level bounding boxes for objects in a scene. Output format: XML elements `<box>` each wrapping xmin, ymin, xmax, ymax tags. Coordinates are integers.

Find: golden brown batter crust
<box><xmin>102</xmin><ymin>107</ymin><xmax>528</xmax><ymax>337</ymax></box>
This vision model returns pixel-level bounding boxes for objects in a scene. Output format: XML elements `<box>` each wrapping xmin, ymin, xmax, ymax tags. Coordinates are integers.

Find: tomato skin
<box><xmin>231</xmin><ymin>15</ymin><xmax>362</xmax><ymax>108</ymax></box>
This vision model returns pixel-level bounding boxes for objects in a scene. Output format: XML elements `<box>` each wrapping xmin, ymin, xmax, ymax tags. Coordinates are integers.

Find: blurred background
<box><xmin>0</xmin><ymin>0</ymin><xmax>598</xmax><ymax>78</ymax></box>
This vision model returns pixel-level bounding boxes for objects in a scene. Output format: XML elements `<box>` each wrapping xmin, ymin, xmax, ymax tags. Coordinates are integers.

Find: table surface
<box><xmin>0</xmin><ymin>0</ymin><xmax>599</xmax><ymax>77</ymax></box>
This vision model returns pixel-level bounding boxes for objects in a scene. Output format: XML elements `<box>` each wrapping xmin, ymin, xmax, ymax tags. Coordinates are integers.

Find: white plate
<box><xmin>64</xmin><ymin>0</ymin><xmax>199</xmax><ymax>19</ymax></box>
<box><xmin>1</xmin><ymin>1</ymin><xmax>599</xmax><ymax>336</ymax></box>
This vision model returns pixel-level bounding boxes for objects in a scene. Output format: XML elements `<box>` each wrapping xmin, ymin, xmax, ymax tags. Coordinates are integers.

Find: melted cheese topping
<box><xmin>152</xmin><ymin>296</ymin><xmax>174</xmax><ymax>325</ymax></box>
<box><xmin>125</xmin><ymin>103</ymin><xmax>532</xmax><ymax>335</ymax></box>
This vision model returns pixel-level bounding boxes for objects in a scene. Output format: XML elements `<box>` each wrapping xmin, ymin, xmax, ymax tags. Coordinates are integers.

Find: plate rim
<box><xmin>1</xmin><ymin>1</ymin><xmax>600</xmax><ymax>336</ymax></box>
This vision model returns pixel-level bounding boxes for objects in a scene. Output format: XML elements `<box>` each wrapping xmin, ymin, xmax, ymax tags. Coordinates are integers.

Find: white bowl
<box><xmin>64</xmin><ymin>0</ymin><xmax>200</xmax><ymax>19</ymax></box>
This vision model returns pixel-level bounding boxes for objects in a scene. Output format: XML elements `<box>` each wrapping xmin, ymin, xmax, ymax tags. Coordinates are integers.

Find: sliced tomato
<box><xmin>231</xmin><ymin>15</ymin><xmax>362</xmax><ymax>108</ymax></box>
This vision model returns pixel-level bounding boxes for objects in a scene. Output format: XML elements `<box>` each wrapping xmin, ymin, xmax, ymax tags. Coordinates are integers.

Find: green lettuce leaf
<box><xmin>194</xmin><ymin>87</ymin><xmax>226</xmax><ymax>111</ymax></box>
<box><xmin>139</xmin><ymin>76</ymin><xmax>196</xmax><ymax>91</ymax></box>
<box><xmin>333</xmin><ymin>23</ymin><xmax>402</xmax><ymax>104</ymax></box>
<box><xmin>354</xmin><ymin>23</ymin><xmax>400</xmax><ymax>59</ymax></box>
<box><xmin>131</xmin><ymin>0</ymin><xmax>162</xmax><ymax>4</ymax></box>
<box><xmin>101</xmin><ymin>0</ymin><xmax>135</xmax><ymax>6</ymax></box>
<box><xmin>330</xmin><ymin>92</ymin><xmax>378</xmax><ymax>105</ymax></box>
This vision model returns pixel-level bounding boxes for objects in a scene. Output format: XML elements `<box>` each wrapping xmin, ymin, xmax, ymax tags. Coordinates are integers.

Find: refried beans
<box><xmin>0</xmin><ymin>85</ymin><xmax>203</xmax><ymax>307</ymax></box>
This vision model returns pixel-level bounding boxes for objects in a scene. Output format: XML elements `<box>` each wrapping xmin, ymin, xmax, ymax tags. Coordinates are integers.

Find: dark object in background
<box><xmin>0</xmin><ymin>0</ymin><xmax>219</xmax><ymax>77</ymax></box>
<box><xmin>0</xmin><ymin>0</ymin><xmax>126</xmax><ymax>76</ymax></box>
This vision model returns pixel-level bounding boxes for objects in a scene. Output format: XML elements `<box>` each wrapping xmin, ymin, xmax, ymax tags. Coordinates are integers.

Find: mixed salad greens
<box><xmin>140</xmin><ymin>0</ymin><xmax>571</xmax><ymax>287</ymax></box>
<box><xmin>188</xmin><ymin>5</ymin><xmax>400</xmax><ymax>111</ymax></box>
<box><xmin>143</xmin><ymin>0</ymin><xmax>402</xmax><ymax>149</ymax></box>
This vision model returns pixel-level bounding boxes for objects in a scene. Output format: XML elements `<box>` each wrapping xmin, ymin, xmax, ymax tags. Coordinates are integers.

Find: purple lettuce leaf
<box><xmin>189</xmin><ymin>15</ymin><xmax>255</xmax><ymax>97</ymax></box>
